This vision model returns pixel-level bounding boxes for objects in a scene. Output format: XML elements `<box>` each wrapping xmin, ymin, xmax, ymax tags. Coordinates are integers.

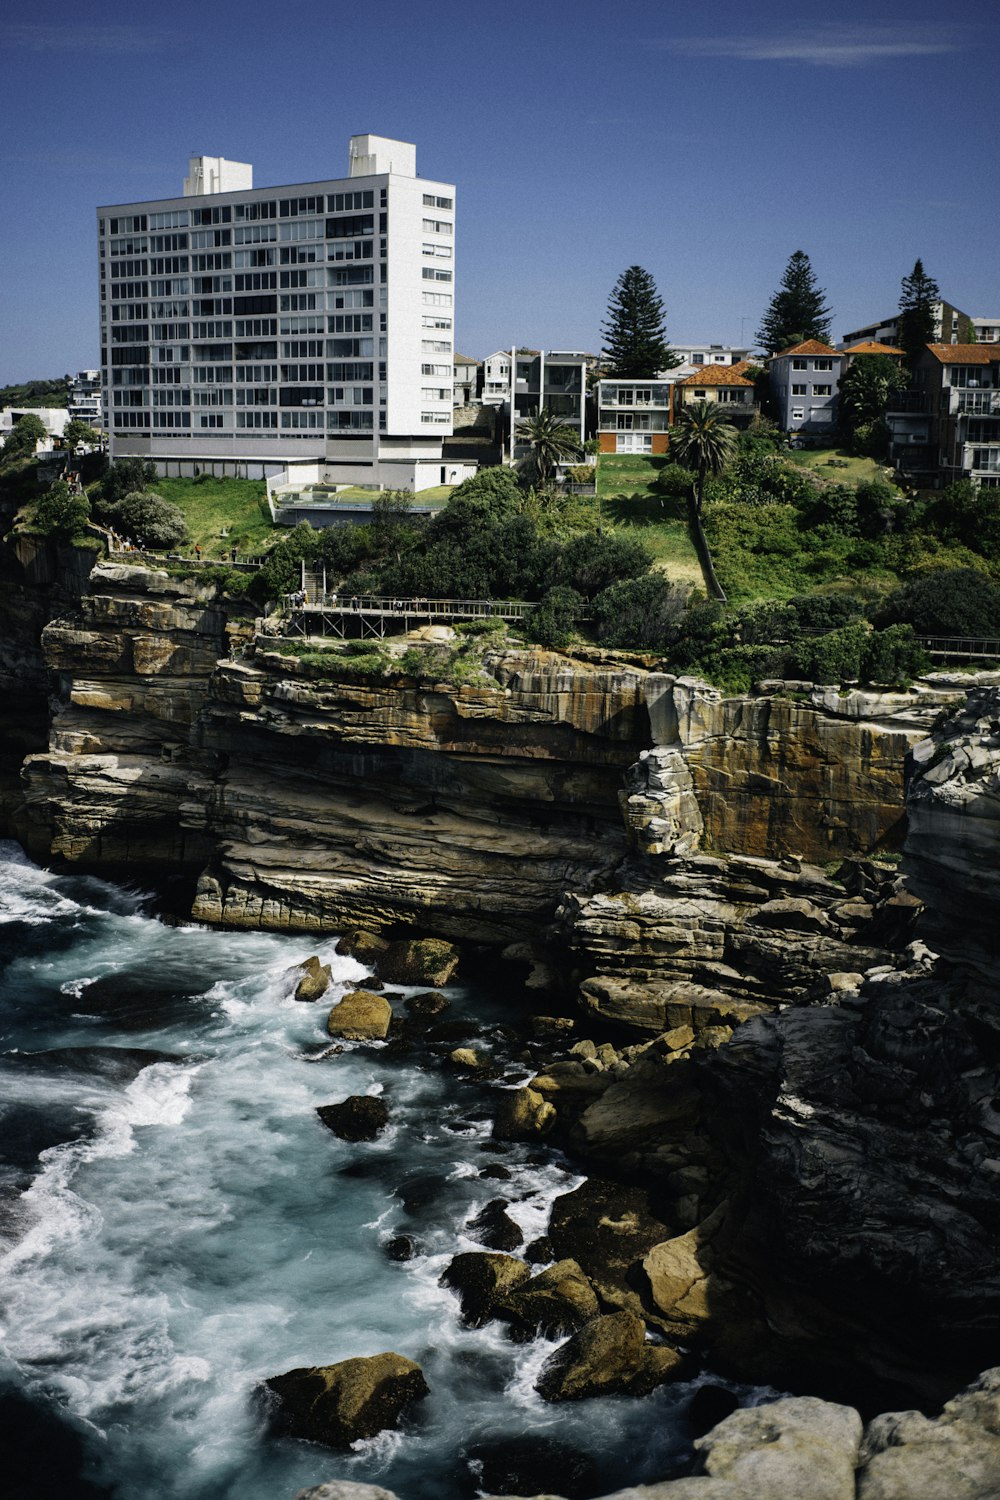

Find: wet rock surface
<box><xmin>264</xmin><ymin>1352</ymin><xmax>428</xmax><ymax>1449</ymax></box>
<box><xmin>316</xmin><ymin>1095</ymin><xmax>389</xmax><ymax>1142</ymax></box>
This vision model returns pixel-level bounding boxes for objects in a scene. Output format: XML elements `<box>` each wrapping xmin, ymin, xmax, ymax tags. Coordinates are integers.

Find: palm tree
<box><xmin>669</xmin><ymin>401</ymin><xmax>738</xmax><ymax>602</ymax></box>
<box><xmin>514</xmin><ymin>406</ymin><xmax>582</xmax><ymax>484</ymax></box>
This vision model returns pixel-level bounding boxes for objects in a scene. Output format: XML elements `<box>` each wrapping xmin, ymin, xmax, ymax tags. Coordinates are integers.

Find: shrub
<box><xmin>879</xmin><ymin>569</ymin><xmax>1000</xmax><ymax>637</ymax></box>
<box><xmin>31</xmin><ymin>481</ymin><xmax>90</xmax><ymax>538</ymax></box>
<box><xmin>557</xmin><ymin>531</ymin><xmax>652</xmax><ymax>599</ymax></box>
<box><xmin>790</xmin><ymin>623</ymin><xmax>869</xmax><ymax>684</ymax></box>
<box><xmin>860</xmin><ymin>625</ymin><xmax>929</xmax><ymax>685</ymax></box>
<box><xmin>592</xmin><ymin>572</ymin><xmax>689</xmax><ymax>651</ymax></box>
<box><xmin>565</xmin><ymin>464</ymin><xmax>595</xmax><ymax>486</ymax></box>
<box><xmin>529</xmin><ymin>586</ymin><xmax>585</xmax><ymax>648</ymax></box>
<box><xmin>100</xmin><ymin>457</ymin><xmax>158</xmax><ymax>508</ymax></box>
<box><xmin>103</xmin><ymin>490</ymin><xmax>188</xmax><ymax>549</ymax></box>
<box><xmin>788</xmin><ymin>593</ymin><xmax>866</xmax><ymax>633</ymax></box>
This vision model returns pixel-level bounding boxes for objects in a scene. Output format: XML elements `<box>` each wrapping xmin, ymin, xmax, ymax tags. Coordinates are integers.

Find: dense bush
<box><xmin>860</xmin><ymin>624</ymin><xmax>928</xmax><ymax>684</ymax></box>
<box><xmin>556</xmin><ymin>531</ymin><xmax>652</xmax><ymax>599</ymax></box>
<box><xmin>879</xmin><ymin>568</ymin><xmax>1000</xmax><ymax>637</ymax></box>
<box><xmin>592</xmin><ymin>573</ymin><xmax>689</xmax><ymax>650</ymax></box>
<box><xmin>100</xmin><ymin>458</ymin><xmax>158</xmax><ymax>507</ymax></box>
<box><xmin>529</xmin><ymin>586</ymin><xmax>585</xmax><ymax>648</ymax></box>
<box><xmin>790</xmin><ymin>623</ymin><xmax>869</xmax><ymax>683</ymax></box>
<box><xmin>102</xmin><ymin>490</ymin><xmax>188</xmax><ymax>549</ymax></box>
<box><xmin>32</xmin><ymin>481</ymin><xmax>90</xmax><ymax>538</ymax></box>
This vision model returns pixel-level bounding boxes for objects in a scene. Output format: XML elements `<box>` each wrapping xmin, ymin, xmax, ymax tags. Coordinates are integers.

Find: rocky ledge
<box><xmin>293</xmin><ymin>1365</ymin><xmax>1000</xmax><ymax>1500</ymax></box>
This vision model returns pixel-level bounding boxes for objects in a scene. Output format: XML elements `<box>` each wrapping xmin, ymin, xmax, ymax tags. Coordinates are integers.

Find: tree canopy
<box><xmin>2</xmin><ymin>413</ymin><xmax>47</xmax><ymax>463</ymax></box>
<box><xmin>600</xmin><ymin>266</ymin><xmax>679</xmax><ymax>378</ymax></box>
<box><xmin>838</xmin><ymin>354</ymin><xmax>907</xmax><ymax>454</ymax></box>
<box><xmin>514</xmin><ymin>407</ymin><xmax>582</xmax><ymax>483</ymax></box>
<box><xmin>756</xmin><ymin>251</ymin><xmax>832</xmax><ymax>354</ymax></box>
<box><xmin>897</xmin><ymin>258</ymin><xmax>941</xmax><ymax>369</ymax></box>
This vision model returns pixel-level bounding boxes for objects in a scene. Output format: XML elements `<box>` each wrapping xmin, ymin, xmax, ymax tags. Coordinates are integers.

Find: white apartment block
<box><xmin>668</xmin><ymin>344</ymin><xmax>754</xmax><ymax>379</ymax></box>
<box><xmin>97</xmin><ymin>135</ymin><xmax>457</xmax><ymax>489</ymax></box>
<box><xmin>67</xmin><ymin>370</ymin><xmax>103</xmax><ymax>427</ymax></box>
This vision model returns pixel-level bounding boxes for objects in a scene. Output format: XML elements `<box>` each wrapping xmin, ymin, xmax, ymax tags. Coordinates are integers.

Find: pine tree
<box><xmin>897</xmin><ymin>259</ymin><xmax>942</xmax><ymax>368</ymax></box>
<box><xmin>601</xmin><ymin>266</ymin><xmax>679</xmax><ymax>378</ymax></box>
<box><xmin>756</xmin><ymin>251</ymin><xmax>832</xmax><ymax>354</ymax></box>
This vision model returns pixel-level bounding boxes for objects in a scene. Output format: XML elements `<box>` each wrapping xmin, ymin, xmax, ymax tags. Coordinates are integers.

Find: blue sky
<box><xmin>0</xmin><ymin>0</ymin><xmax>996</xmax><ymax>382</ymax></box>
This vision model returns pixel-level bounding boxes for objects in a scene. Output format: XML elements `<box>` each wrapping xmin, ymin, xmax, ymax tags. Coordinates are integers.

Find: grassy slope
<box><xmin>153</xmin><ymin>477</ymin><xmax>274</xmax><ymax>555</ymax></box>
<box><xmin>596</xmin><ymin>455</ymin><xmax>702</xmax><ymax>584</ymax></box>
<box><xmin>787</xmin><ymin>446</ymin><xmax>902</xmax><ymax>491</ymax></box>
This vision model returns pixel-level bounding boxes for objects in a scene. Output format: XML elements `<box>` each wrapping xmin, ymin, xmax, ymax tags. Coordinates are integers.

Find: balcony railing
<box><xmin>951</xmin><ymin>389</ymin><xmax>1000</xmax><ymax>415</ymax></box>
<box><xmin>885</xmin><ymin>391</ymin><xmax>928</xmax><ymax>414</ymax></box>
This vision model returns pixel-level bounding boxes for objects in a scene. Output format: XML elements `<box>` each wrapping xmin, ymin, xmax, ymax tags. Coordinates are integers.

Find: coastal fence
<box><xmin>278</xmin><ymin>593</ymin><xmax>592</xmax><ymax>639</ymax></box>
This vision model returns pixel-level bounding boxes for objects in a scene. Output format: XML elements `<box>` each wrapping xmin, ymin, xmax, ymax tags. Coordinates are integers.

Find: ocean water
<box><xmin>0</xmin><ymin>841</ymin><xmax>729</xmax><ymax>1500</ymax></box>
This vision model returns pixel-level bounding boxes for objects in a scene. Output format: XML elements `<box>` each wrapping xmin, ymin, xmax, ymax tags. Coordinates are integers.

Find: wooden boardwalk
<box><xmin>279</xmin><ymin>593</ymin><xmax>579</xmax><ymax>638</ymax></box>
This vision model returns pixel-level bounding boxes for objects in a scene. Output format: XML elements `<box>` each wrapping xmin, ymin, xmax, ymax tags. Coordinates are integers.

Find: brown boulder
<box><xmin>326</xmin><ymin>990</ymin><xmax>392</xmax><ymax>1041</ymax></box>
<box><xmin>293</xmin><ymin>956</ymin><xmax>333</xmax><ymax>1002</ymax></box>
<box><xmin>265</xmin><ymin>1352</ymin><xmax>428</xmax><ymax>1448</ymax></box>
<box><xmin>535</xmin><ymin>1310</ymin><xmax>684</xmax><ymax>1402</ymax></box>
<box><xmin>492</xmin><ymin>1086</ymin><xmax>556</xmax><ymax>1141</ymax></box>
<box><xmin>334</xmin><ymin>929</ymin><xmax>390</xmax><ymax>966</ymax></box>
<box><xmin>379</xmin><ymin>938</ymin><xmax>459</xmax><ymax>987</ymax></box>
<box><xmin>494</xmin><ymin>1258</ymin><xmax>600</xmax><ymax>1342</ymax></box>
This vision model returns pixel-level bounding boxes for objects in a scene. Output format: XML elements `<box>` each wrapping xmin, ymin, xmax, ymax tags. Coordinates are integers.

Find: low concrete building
<box><xmin>453</xmin><ymin>353</ymin><xmax>481</xmax><ymax>406</ymax></box>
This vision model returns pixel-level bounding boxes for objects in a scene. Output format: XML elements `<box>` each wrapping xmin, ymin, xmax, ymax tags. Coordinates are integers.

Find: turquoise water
<box><xmin>0</xmin><ymin>842</ymin><xmax>722</xmax><ymax>1499</ymax></box>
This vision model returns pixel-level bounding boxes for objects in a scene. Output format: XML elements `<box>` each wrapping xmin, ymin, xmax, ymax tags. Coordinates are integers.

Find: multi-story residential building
<box><xmin>481</xmin><ymin>349</ymin><xmax>513</xmax><ymax>406</ymax></box>
<box><xmin>0</xmin><ymin>407</ymin><xmax>69</xmax><ymax>450</ymax></box>
<box><xmin>768</xmin><ymin>339</ymin><xmax>844</xmax><ymax>435</ymax></box>
<box><xmin>972</xmin><ymin>318</ymin><xmax>1000</xmax><ymax>344</ymax></box>
<box><xmin>596</xmin><ymin>379</ymin><xmax>672</xmax><ymax>454</ymax></box>
<box><xmin>840</xmin><ymin>340</ymin><xmax>906</xmax><ymax>364</ymax></box>
<box><xmin>509</xmin><ymin>350</ymin><xmax>589</xmax><ymax>464</ymax></box>
<box><xmin>67</xmin><ymin>370</ymin><xmax>103</xmax><ymax>428</ymax></box>
<box><xmin>453</xmin><ymin>353</ymin><xmax>481</xmax><ymax>406</ymax></box>
<box><xmin>673</xmin><ymin>364</ymin><xmax>757</xmax><ymax>426</ymax></box>
<box><xmin>97</xmin><ymin>134</ymin><xmax>458</xmax><ymax>490</ymax></box>
<box><xmin>670</xmin><ymin>344</ymin><xmax>754</xmax><ymax>376</ymax></box>
<box><xmin>886</xmin><ymin>343</ymin><xmax>1000</xmax><ymax>488</ymax></box>
<box><xmin>841</xmin><ymin>299</ymin><xmax>973</xmax><ymax>350</ymax></box>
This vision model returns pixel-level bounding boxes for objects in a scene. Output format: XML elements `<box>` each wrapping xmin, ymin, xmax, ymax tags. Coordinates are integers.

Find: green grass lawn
<box><xmin>153</xmin><ymin>477</ymin><xmax>274</xmax><ymax>555</ymax></box>
<box><xmin>328</xmin><ymin>484</ymin><xmax>454</xmax><ymax>505</ymax></box>
<box><xmin>787</xmin><ymin>446</ymin><xmax>902</xmax><ymax>491</ymax></box>
<box><xmin>596</xmin><ymin>455</ymin><xmax>703</xmax><ymax>584</ymax></box>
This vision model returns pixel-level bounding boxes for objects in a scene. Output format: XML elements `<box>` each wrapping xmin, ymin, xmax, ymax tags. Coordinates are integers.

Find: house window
<box><xmin>812</xmin><ymin>384</ymin><xmax>832</xmax><ymax>396</ymax></box>
<box><xmin>691</xmin><ymin>353</ymin><xmax>704</xmax><ymax>364</ymax></box>
<box><xmin>792</xmin><ymin>384</ymin><xmax>807</xmax><ymax>396</ymax></box>
<box><xmin>792</xmin><ymin>407</ymin><xmax>805</xmax><ymax>421</ymax></box>
<box><xmin>813</xmin><ymin>359</ymin><xmax>833</xmax><ymax>371</ymax></box>
<box><xmin>792</xmin><ymin>358</ymin><xmax>807</xmax><ymax>370</ymax></box>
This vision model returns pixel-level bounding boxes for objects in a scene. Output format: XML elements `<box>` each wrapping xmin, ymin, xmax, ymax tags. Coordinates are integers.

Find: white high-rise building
<box><xmin>97</xmin><ymin>135</ymin><xmax>456</xmax><ymax>488</ymax></box>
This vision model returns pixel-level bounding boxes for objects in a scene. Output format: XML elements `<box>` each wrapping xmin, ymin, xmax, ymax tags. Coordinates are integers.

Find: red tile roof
<box><xmin>842</xmin><ymin>340</ymin><xmax>904</xmax><ymax>357</ymax></box>
<box><xmin>769</xmin><ymin>339</ymin><xmax>841</xmax><ymax>359</ymax></box>
<box><xmin>678</xmin><ymin>365</ymin><xmax>754</xmax><ymax>388</ymax></box>
<box><xmin>925</xmin><ymin>343</ymin><xmax>1000</xmax><ymax>365</ymax></box>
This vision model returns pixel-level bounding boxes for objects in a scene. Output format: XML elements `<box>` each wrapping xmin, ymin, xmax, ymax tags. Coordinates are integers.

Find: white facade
<box><xmin>0</xmin><ymin>406</ymin><xmax>69</xmax><ymax>450</ymax></box>
<box><xmin>482</xmin><ymin>349</ymin><xmax>513</xmax><ymax>405</ymax></box>
<box><xmin>67</xmin><ymin>369</ymin><xmax>103</xmax><ymax>427</ymax></box>
<box><xmin>669</xmin><ymin>344</ymin><xmax>753</xmax><ymax>373</ymax></box>
<box><xmin>97</xmin><ymin>136</ymin><xmax>456</xmax><ymax>487</ymax></box>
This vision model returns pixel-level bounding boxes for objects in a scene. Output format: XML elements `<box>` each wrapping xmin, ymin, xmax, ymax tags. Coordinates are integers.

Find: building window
<box><xmin>422</xmin><ymin>194</ymin><xmax>453</xmax><ymax>209</ymax></box>
<box><xmin>792</xmin><ymin>358</ymin><xmax>807</xmax><ymax>370</ymax></box>
<box><xmin>812</xmin><ymin>384</ymin><xmax>832</xmax><ymax>396</ymax></box>
<box><xmin>791</xmin><ymin>407</ymin><xmax>805</xmax><ymax>421</ymax></box>
<box><xmin>813</xmin><ymin>359</ymin><xmax>833</xmax><ymax>371</ymax></box>
<box><xmin>421</xmin><ymin>411</ymin><xmax>450</xmax><ymax>423</ymax></box>
<box><xmin>791</xmin><ymin>384</ymin><xmax>807</xmax><ymax>396</ymax></box>
<box><xmin>691</xmin><ymin>353</ymin><xmax>704</xmax><ymax>365</ymax></box>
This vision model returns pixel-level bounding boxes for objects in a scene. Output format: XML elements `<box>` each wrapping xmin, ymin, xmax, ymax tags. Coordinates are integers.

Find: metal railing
<box><xmin>277</xmin><ymin>592</ymin><xmax>591</xmax><ymax>639</ymax></box>
<box><xmin>918</xmin><ymin>635</ymin><xmax>1000</xmax><ymax>660</ymax></box>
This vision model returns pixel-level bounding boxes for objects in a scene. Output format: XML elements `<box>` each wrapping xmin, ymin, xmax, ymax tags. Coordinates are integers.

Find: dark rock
<box><xmin>404</xmin><ymin>990</ymin><xmax>450</xmax><ymax>1019</ymax></box>
<box><xmin>396</xmin><ymin>1173</ymin><xmax>450</xmax><ymax>1216</ymax></box>
<box><xmin>440</xmin><ymin>1251</ymin><xmax>530</xmax><ymax>1326</ymax></box>
<box><xmin>547</xmin><ymin>1177</ymin><xmax>673</xmax><ymax>1301</ymax></box>
<box><xmin>384</xmin><ymin>1235</ymin><xmax>415</xmax><ymax>1263</ymax></box>
<box><xmin>462</xmin><ymin>1434</ymin><xmax>602</xmax><ymax>1500</ymax></box>
<box><xmin>687</xmin><ymin>1383</ymin><xmax>740</xmax><ymax>1437</ymax></box>
<box><xmin>467</xmin><ymin>1197</ymin><xmax>523</xmax><ymax>1252</ymax></box>
<box><xmin>524</xmin><ymin>1235</ymin><xmax>555</xmax><ymax>1264</ymax></box>
<box><xmin>264</xmin><ymin>1352</ymin><xmax>428</xmax><ymax>1448</ymax></box>
<box><xmin>316</xmin><ymin>1096</ymin><xmax>389</xmax><ymax>1142</ymax></box>
<box><xmin>479</xmin><ymin>1163</ymin><xmax>512</xmax><ymax>1181</ymax></box>
<box><xmin>358</xmin><ymin>973</ymin><xmax>384</xmax><ymax>991</ymax></box>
